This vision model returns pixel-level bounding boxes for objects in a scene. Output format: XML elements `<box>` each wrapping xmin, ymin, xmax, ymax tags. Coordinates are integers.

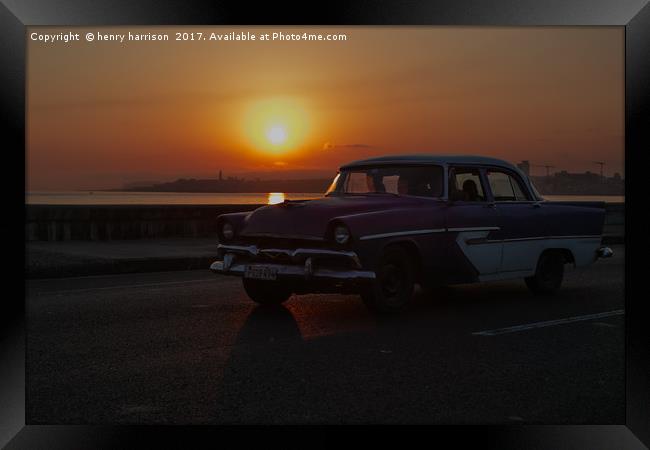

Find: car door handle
<box><xmin>532</xmin><ymin>202</ymin><xmax>542</xmax><ymax>208</ymax></box>
<box><xmin>486</xmin><ymin>202</ymin><xmax>496</xmax><ymax>209</ymax></box>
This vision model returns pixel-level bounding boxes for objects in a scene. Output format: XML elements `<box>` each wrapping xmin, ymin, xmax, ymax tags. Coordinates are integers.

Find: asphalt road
<box><xmin>26</xmin><ymin>246</ymin><xmax>625</xmax><ymax>424</ymax></box>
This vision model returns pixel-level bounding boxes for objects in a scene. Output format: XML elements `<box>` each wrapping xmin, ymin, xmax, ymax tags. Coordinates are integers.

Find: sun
<box><xmin>242</xmin><ymin>98</ymin><xmax>309</xmax><ymax>155</ymax></box>
<box><xmin>266</xmin><ymin>125</ymin><xmax>288</xmax><ymax>145</ymax></box>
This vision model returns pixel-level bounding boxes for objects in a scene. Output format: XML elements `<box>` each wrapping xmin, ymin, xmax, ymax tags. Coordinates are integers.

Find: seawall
<box><xmin>26</xmin><ymin>203</ymin><xmax>625</xmax><ymax>242</ymax></box>
<box><xmin>26</xmin><ymin>204</ymin><xmax>262</xmax><ymax>241</ymax></box>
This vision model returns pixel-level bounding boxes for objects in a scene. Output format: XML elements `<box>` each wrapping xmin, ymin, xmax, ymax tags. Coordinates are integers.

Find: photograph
<box><xmin>24</xmin><ymin>25</ymin><xmax>627</xmax><ymax>426</ymax></box>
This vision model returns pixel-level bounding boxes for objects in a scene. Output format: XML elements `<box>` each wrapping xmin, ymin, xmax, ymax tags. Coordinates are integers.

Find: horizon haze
<box><xmin>27</xmin><ymin>26</ymin><xmax>624</xmax><ymax>191</ymax></box>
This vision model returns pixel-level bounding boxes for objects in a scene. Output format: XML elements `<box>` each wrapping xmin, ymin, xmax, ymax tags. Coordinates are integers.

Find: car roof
<box><xmin>338</xmin><ymin>154</ymin><xmax>541</xmax><ymax>200</ymax></box>
<box><xmin>340</xmin><ymin>154</ymin><xmax>520</xmax><ymax>171</ymax></box>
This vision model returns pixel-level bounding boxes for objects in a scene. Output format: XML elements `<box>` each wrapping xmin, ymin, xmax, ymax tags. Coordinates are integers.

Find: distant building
<box><xmin>530</xmin><ymin>170</ymin><xmax>623</xmax><ymax>195</ymax></box>
<box><xmin>218</xmin><ymin>170</ymin><xmax>223</xmax><ymax>181</ymax></box>
<box><xmin>517</xmin><ymin>160</ymin><xmax>530</xmax><ymax>176</ymax></box>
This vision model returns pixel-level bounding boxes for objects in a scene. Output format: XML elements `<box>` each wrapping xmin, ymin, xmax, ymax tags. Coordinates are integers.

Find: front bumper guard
<box><xmin>597</xmin><ymin>246</ymin><xmax>614</xmax><ymax>258</ymax></box>
<box><xmin>210</xmin><ymin>244</ymin><xmax>376</xmax><ymax>281</ymax></box>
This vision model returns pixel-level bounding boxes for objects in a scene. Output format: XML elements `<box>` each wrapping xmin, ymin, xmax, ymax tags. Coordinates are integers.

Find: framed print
<box><xmin>2</xmin><ymin>0</ymin><xmax>649</xmax><ymax>447</ymax></box>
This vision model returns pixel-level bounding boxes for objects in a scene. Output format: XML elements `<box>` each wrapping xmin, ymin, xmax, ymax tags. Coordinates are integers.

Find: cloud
<box><xmin>273</xmin><ymin>161</ymin><xmax>288</xmax><ymax>167</ymax></box>
<box><xmin>322</xmin><ymin>142</ymin><xmax>373</xmax><ymax>150</ymax></box>
<box><xmin>29</xmin><ymin>87</ymin><xmax>266</xmax><ymax>111</ymax></box>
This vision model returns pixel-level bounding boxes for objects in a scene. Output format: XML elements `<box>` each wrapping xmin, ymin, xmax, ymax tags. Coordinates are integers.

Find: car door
<box><xmin>484</xmin><ymin>167</ymin><xmax>546</xmax><ymax>274</ymax></box>
<box><xmin>444</xmin><ymin>166</ymin><xmax>502</xmax><ymax>281</ymax></box>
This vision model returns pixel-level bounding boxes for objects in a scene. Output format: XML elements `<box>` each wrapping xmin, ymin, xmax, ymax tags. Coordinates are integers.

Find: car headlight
<box><xmin>334</xmin><ymin>225</ymin><xmax>350</xmax><ymax>244</ymax></box>
<box><xmin>221</xmin><ymin>222</ymin><xmax>235</xmax><ymax>240</ymax></box>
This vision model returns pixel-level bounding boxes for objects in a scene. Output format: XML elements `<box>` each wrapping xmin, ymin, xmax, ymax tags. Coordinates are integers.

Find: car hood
<box><xmin>240</xmin><ymin>195</ymin><xmax>425</xmax><ymax>239</ymax></box>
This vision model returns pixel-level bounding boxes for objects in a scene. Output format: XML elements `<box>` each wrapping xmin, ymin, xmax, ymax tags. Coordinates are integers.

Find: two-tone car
<box><xmin>210</xmin><ymin>155</ymin><xmax>613</xmax><ymax>313</ymax></box>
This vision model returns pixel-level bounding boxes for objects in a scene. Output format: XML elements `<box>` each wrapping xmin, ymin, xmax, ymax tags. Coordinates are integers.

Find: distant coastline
<box><xmin>109</xmin><ymin>172</ymin><xmax>624</xmax><ymax>197</ymax></box>
<box><xmin>26</xmin><ymin>191</ymin><xmax>624</xmax><ymax>206</ymax></box>
<box><xmin>115</xmin><ymin>177</ymin><xmax>333</xmax><ymax>194</ymax></box>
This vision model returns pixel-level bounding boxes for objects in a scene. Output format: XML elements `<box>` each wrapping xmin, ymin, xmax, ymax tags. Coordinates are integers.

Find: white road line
<box><xmin>30</xmin><ymin>278</ymin><xmax>218</xmax><ymax>295</ymax></box>
<box><xmin>472</xmin><ymin>310</ymin><xmax>625</xmax><ymax>336</ymax></box>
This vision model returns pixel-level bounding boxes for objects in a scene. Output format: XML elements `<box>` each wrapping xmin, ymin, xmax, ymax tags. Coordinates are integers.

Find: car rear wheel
<box><xmin>361</xmin><ymin>246</ymin><xmax>415</xmax><ymax>313</ymax></box>
<box><xmin>242</xmin><ymin>278</ymin><xmax>292</xmax><ymax>305</ymax></box>
<box><xmin>525</xmin><ymin>251</ymin><xmax>565</xmax><ymax>295</ymax></box>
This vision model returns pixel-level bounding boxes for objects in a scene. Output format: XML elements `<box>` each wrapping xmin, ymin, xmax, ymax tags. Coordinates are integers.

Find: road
<box><xmin>26</xmin><ymin>246</ymin><xmax>624</xmax><ymax>424</ymax></box>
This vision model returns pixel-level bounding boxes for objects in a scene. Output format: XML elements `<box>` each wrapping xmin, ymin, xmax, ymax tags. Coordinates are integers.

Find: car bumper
<box><xmin>210</xmin><ymin>244</ymin><xmax>376</xmax><ymax>282</ymax></box>
<box><xmin>597</xmin><ymin>246</ymin><xmax>614</xmax><ymax>258</ymax></box>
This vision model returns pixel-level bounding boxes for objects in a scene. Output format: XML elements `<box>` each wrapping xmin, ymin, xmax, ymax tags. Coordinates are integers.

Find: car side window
<box><xmin>486</xmin><ymin>170</ymin><xmax>531</xmax><ymax>201</ymax></box>
<box><xmin>448</xmin><ymin>167</ymin><xmax>486</xmax><ymax>202</ymax></box>
<box><xmin>345</xmin><ymin>172</ymin><xmax>371</xmax><ymax>193</ymax></box>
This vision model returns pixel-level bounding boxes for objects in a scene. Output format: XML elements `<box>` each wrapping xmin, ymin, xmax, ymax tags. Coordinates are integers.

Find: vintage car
<box><xmin>210</xmin><ymin>155</ymin><xmax>613</xmax><ymax>313</ymax></box>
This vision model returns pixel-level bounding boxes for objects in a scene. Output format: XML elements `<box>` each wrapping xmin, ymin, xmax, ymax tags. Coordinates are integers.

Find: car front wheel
<box><xmin>525</xmin><ymin>251</ymin><xmax>565</xmax><ymax>295</ymax></box>
<box><xmin>361</xmin><ymin>246</ymin><xmax>415</xmax><ymax>313</ymax></box>
<box><xmin>242</xmin><ymin>278</ymin><xmax>292</xmax><ymax>305</ymax></box>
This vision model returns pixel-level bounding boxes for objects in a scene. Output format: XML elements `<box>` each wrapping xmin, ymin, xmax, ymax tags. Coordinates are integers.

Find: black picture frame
<box><xmin>3</xmin><ymin>0</ymin><xmax>648</xmax><ymax>447</ymax></box>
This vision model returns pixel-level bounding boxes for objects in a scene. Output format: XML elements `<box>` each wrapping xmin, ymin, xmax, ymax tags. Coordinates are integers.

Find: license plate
<box><xmin>244</xmin><ymin>265</ymin><xmax>278</xmax><ymax>280</ymax></box>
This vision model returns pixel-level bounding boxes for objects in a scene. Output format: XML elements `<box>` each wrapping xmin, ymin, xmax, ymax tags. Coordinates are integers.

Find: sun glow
<box><xmin>243</xmin><ymin>98</ymin><xmax>309</xmax><ymax>155</ymax></box>
<box><xmin>267</xmin><ymin>192</ymin><xmax>285</xmax><ymax>204</ymax></box>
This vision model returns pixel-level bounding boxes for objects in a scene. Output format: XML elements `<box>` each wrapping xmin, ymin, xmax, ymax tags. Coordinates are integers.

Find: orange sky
<box><xmin>27</xmin><ymin>26</ymin><xmax>624</xmax><ymax>190</ymax></box>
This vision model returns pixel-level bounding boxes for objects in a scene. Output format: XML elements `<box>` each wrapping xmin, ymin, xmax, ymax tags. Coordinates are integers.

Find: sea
<box><xmin>26</xmin><ymin>191</ymin><xmax>625</xmax><ymax>205</ymax></box>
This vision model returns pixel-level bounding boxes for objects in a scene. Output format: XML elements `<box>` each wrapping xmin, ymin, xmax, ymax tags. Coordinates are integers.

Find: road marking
<box><xmin>30</xmin><ymin>278</ymin><xmax>219</xmax><ymax>295</ymax></box>
<box><xmin>593</xmin><ymin>321</ymin><xmax>618</xmax><ymax>328</ymax></box>
<box><xmin>472</xmin><ymin>310</ymin><xmax>624</xmax><ymax>336</ymax></box>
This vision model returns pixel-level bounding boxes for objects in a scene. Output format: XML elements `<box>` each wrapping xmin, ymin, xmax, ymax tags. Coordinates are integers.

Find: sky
<box><xmin>27</xmin><ymin>26</ymin><xmax>624</xmax><ymax>190</ymax></box>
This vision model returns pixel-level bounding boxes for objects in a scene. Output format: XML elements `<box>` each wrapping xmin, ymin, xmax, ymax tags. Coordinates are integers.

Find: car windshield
<box><xmin>325</xmin><ymin>165</ymin><xmax>444</xmax><ymax>198</ymax></box>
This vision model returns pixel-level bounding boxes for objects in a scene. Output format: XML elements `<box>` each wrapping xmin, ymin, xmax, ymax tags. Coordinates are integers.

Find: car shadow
<box><xmin>208</xmin><ymin>288</ymin><xmax>514</xmax><ymax>423</ymax></box>
<box><xmin>209</xmin><ymin>304</ymin><xmax>311</xmax><ymax>423</ymax></box>
<box><xmin>207</xmin><ymin>277</ymin><xmax>622</xmax><ymax>424</ymax></box>
<box><xmin>233</xmin><ymin>304</ymin><xmax>303</xmax><ymax>346</ymax></box>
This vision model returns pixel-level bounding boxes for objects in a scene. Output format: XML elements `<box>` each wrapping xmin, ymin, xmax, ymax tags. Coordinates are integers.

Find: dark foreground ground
<box><xmin>26</xmin><ymin>246</ymin><xmax>624</xmax><ymax>424</ymax></box>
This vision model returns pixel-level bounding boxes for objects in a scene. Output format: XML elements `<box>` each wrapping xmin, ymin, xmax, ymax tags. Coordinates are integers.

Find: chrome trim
<box><xmin>239</xmin><ymin>232</ymin><xmax>324</xmax><ymax>241</ymax></box>
<box><xmin>293</xmin><ymin>248</ymin><xmax>362</xmax><ymax>268</ymax></box>
<box><xmin>217</xmin><ymin>244</ymin><xmax>259</xmax><ymax>256</ymax></box>
<box><xmin>497</xmin><ymin>235</ymin><xmax>601</xmax><ymax>243</ymax></box>
<box><xmin>447</xmin><ymin>226</ymin><xmax>501</xmax><ymax>232</ymax></box>
<box><xmin>360</xmin><ymin>228</ymin><xmax>446</xmax><ymax>241</ymax></box>
<box><xmin>210</xmin><ymin>261</ymin><xmax>376</xmax><ymax>281</ymax></box>
<box><xmin>258</xmin><ymin>248</ymin><xmax>294</xmax><ymax>257</ymax></box>
<box><xmin>466</xmin><ymin>235</ymin><xmax>603</xmax><ymax>245</ymax></box>
<box><xmin>217</xmin><ymin>244</ymin><xmax>362</xmax><ymax>268</ymax></box>
<box><xmin>546</xmin><ymin>235</ymin><xmax>602</xmax><ymax>240</ymax></box>
<box><xmin>597</xmin><ymin>246</ymin><xmax>614</xmax><ymax>258</ymax></box>
<box><xmin>223</xmin><ymin>253</ymin><xmax>235</xmax><ymax>270</ymax></box>
<box><xmin>360</xmin><ymin>226</ymin><xmax>502</xmax><ymax>241</ymax></box>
